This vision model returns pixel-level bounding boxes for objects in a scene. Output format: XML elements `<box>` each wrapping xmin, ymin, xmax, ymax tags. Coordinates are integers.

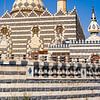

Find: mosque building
<box><xmin>0</xmin><ymin>0</ymin><xmax>100</xmax><ymax>99</ymax></box>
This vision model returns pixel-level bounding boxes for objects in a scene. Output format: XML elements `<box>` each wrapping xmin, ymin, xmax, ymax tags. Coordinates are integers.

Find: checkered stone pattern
<box><xmin>12</xmin><ymin>0</ymin><xmax>36</xmax><ymax>11</ymax></box>
<box><xmin>34</xmin><ymin>3</ymin><xmax>45</xmax><ymax>11</ymax></box>
<box><xmin>12</xmin><ymin>0</ymin><xmax>44</xmax><ymax>12</ymax></box>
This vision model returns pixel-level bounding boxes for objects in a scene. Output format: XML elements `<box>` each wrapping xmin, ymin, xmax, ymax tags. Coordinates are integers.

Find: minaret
<box><xmin>87</xmin><ymin>7</ymin><xmax>100</xmax><ymax>41</ymax></box>
<box><xmin>57</xmin><ymin>0</ymin><xmax>67</xmax><ymax>12</ymax></box>
<box><xmin>88</xmin><ymin>7</ymin><xmax>100</xmax><ymax>34</ymax></box>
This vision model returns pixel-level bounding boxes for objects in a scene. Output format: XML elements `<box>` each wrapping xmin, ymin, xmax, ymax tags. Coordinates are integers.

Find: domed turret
<box><xmin>88</xmin><ymin>7</ymin><xmax>100</xmax><ymax>34</ymax></box>
<box><xmin>11</xmin><ymin>0</ymin><xmax>45</xmax><ymax>16</ymax></box>
<box><xmin>87</xmin><ymin>7</ymin><xmax>100</xmax><ymax>41</ymax></box>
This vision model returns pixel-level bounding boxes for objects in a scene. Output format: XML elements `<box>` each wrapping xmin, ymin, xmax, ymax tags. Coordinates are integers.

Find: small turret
<box><xmin>88</xmin><ymin>7</ymin><xmax>100</xmax><ymax>34</ymax></box>
<box><xmin>87</xmin><ymin>7</ymin><xmax>100</xmax><ymax>41</ymax></box>
<box><xmin>57</xmin><ymin>0</ymin><xmax>67</xmax><ymax>12</ymax></box>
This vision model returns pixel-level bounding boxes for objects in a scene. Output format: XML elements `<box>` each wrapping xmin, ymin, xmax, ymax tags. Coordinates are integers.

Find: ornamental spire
<box><xmin>91</xmin><ymin>7</ymin><xmax>96</xmax><ymax>21</ymax></box>
<box><xmin>88</xmin><ymin>7</ymin><xmax>100</xmax><ymax>34</ymax></box>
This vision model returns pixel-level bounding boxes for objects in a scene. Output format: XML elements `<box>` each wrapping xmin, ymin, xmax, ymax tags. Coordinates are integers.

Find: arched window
<box><xmin>91</xmin><ymin>54</ymin><xmax>100</xmax><ymax>63</ymax></box>
<box><xmin>56</xmin><ymin>25</ymin><xmax>63</xmax><ymax>34</ymax></box>
<box><xmin>31</xmin><ymin>26</ymin><xmax>39</xmax><ymax>36</ymax></box>
<box><xmin>0</xmin><ymin>25</ymin><xmax>10</xmax><ymax>37</ymax></box>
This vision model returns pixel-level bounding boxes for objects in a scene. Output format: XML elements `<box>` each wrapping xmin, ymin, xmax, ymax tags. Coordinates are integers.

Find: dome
<box><xmin>88</xmin><ymin>21</ymin><xmax>100</xmax><ymax>33</ymax></box>
<box><xmin>11</xmin><ymin>0</ymin><xmax>45</xmax><ymax>15</ymax></box>
<box><xmin>88</xmin><ymin>8</ymin><xmax>100</xmax><ymax>33</ymax></box>
<box><xmin>86</xmin><ymin>34</ymin><xmax>100</xmax><ymax>41</ymax></box>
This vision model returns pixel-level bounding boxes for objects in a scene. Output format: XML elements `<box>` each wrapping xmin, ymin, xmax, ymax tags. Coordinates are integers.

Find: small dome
<box><xmin>88</xmin><ymin>21</ymin><xmax>100</xmax><ymax>33</ymax></box>
<box><xmin>86</xmin><ymin>34</ymin><xmax>100</xmax><ymax>41</ymax></box>
<box><xmin>88</xmin><ymin>8</ymin><xmax>100</xmax><ymax>33</ymax></box>
<box><xmin>11</xmin><ymin>0</ymin><xmax>45</xmax><ymax>15</ymax></box>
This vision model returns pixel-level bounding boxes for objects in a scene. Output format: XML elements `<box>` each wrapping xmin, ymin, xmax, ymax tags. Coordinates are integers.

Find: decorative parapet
<box><xmin>0</xmin><ymin>59</ymin><xmax>99</xmax><ymax>78</ymax></box>
<box><xmin>49</xmin><ymin>44</ymin><xmax>69</xmax><ymax>49</ymax></box>
<box><xmin>26</xmin><ymin>62</ymin><xmax>100</xmax><ymax>79</ymax></box>
<box><xmin>70</xmin><ymin>40</ymin><xmax>100</xmax><ymax>44</ymax></box>
<box><xmin>49</xmin><ymin>39</ymin><xmax>100</xmax><ymax>49</ymax></box>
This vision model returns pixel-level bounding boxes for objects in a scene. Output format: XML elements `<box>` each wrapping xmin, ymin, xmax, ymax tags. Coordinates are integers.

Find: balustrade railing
<box><xmin>31</xmin><ymin>62</ymin><xmax>100</xmax><ymax>78</ymax></box>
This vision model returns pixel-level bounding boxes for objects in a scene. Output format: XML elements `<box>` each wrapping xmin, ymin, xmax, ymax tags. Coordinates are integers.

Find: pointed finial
<box><xmin>88</xmin><ymin>7</ymin><xmax>100</xmax><ymax>34</ymax></box>
<box><xmin>74</xmin><ymin>6</ymin><xmax>76</xmax><ymax>10</ymax></box>
<box><xmin>91</xmin><ymin>7</ymin><xmax>96</xmax><ymax>21</ymax></box>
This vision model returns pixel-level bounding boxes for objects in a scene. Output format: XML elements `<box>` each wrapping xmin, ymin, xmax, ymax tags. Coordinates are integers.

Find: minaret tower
<box><xmin>88</xmin><ymin>7</ymin><xmax>100</xmax><ymax>34</ymax></box>
<box><xmin>57</xmin><ymin>0</ymin><xmax>67</xmax><ymax>12</ymax></box>
<box><xmin>87</xmin><ymin>7</ymin><xmax>100</xmax><ymax>41</ymax></box>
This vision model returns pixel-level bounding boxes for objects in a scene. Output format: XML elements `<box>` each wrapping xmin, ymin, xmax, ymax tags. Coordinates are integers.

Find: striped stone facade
<box><xmin>0</xmin><ymin>62</ymin><xmax>99</xmax><ymax>99</ymax></box>
<box><xmin>0</xmin><ymin>8</ymin><xmax>84</xmax><ymax>57</ymax></box>
<box><xmin>0</xmin><ymin>0</ymin><xmax>99</xmax><ymax>99</ymax></box>
<box><xmin>49</xmin><ymin>40</ymin><xmax>100</xmax><ymax>63</ymax></box>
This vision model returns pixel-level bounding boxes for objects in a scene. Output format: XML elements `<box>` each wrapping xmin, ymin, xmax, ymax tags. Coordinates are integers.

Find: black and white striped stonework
<box><xmin>0</xmin><ymin>62</ymin><xmax>99</xmax><ymax>99</ymax></box>
<box><xmin>0</xmin><ymin>79</ymin><xmax>100</xmax><ymax>99</ymax></box>
<box><xmin>49</xmin><ymin>40</ymin><xmax>100</xmax><ymax>60</ymax></box>
<box><xmin>0</xmin><ymin>61</ymin><xmax>99</xmax><ymax>78</ymax></box>
<box><xmin>0</xmin><ymin>8</ymin><xmax>85</xmax><ymax>57</ymax></box>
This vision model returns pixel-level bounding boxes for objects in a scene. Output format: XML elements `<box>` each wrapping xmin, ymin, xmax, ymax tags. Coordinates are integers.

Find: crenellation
<box><xmin>69</xmin><ymin>39</ymin><xmax>100</xmax><ymax>44</ymax></box>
